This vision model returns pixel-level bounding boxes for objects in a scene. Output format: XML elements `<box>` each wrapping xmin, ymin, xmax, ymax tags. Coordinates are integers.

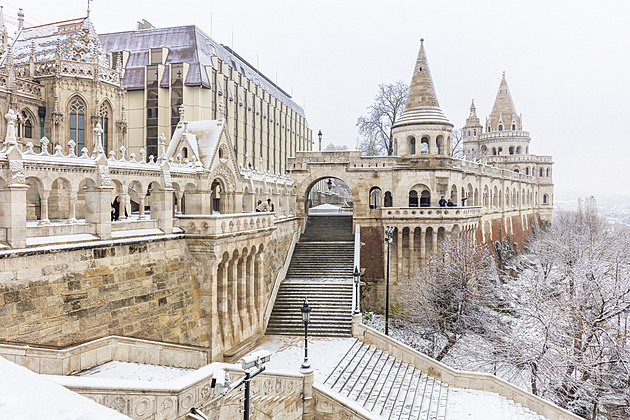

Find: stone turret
<box><xmin>392</xmin><ymin>39</ymin><xmax>453</xmax><ymax>157</ymax></box>
<box><xmin>463</xmin><ymin>99</ymin><xmax>483</xmax><ymax>160</ymax></box>
<box><xmin>486</xmin><ymin>72</ymin><xmax>521</xmax><ymax>133</ymax></box>
<box><xmin>0</xmin><ymin>6</ymin><xmax>8</xmax><ymax>55</ymax></box>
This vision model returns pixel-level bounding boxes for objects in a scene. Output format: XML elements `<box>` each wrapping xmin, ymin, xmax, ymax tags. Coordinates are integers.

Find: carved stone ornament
<box><xmin>9</xmin><ymin>159</ymin><xmax>26</xmax><ymax>184</ymax></box>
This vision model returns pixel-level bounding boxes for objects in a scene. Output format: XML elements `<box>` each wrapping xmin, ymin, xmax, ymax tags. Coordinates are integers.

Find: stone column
<box><xmin>301</xmin><ymin>367</ymin><xmax>315</xmax><ymax>420</ymax></box>
<box><xmin>246</xmin><ymin>254</ymin><xmax>256</xmax><ymax>331</ymax></box>
<box><xmin>420</xmin><ymin>230</ymin><xmax>426</xmax><ymax>266</ymax></box>
<box><xmin>257</xmin><ymin>252</ymin><xmax>265</xmax><ymax>327</ymax></box>
<box><xmin>66</xmin><ymin>193</ymin><xmax>78</xmax><ymax>224</ymax></box>
<box><xmin>151</xmin><ymin>187</ymin><xmax>174</xmax><ymax>234</ymax></box>
<box><xmin>119</xmin><ymin>191</ymin><xmax>128</xmax><ymax>220</ymax></box>
<box><xmin>83</xmin><ymin>187</ymin><xmax>113</xmax><ymax>240</ymax></box>
<box><xmin>237</xmin><ymin>256</ymin><xmax>248</xmax><ymax>335</ymax></box>
<box><xmin>38</xmin><ymin>190</ymin><xmax>51</xmax><ymax>225</ymax></box>
<box><xmin>396</xmin><ymin>228</ymin><xmax>402</xmax><ymax>283</ymax></box>
<box><xmin>175</xmin><ymin>191</ymin><xmax>184</xmax><ymax>215</ymax></box>
<box><xmin>138</xmin><ymin>196</ymin><xmax>146</xmax><ymax>220</ymax></box>
<box><xmin>217</xmin><ymin>260</ymin><xmax>229</xmax><ymax>355</ymax></box>
<box><xmin>230</xmin><ymin>257</ymin><xmax>241</xmax><ymax>344</ymax></box>
<box><xmin>432</xmin><ymin>230</ymin><xmax>438</xmax><ymax>253</ymax></box>
<box><xmin>0</xmin><ymin>184</ymin><xmax>28</xmax><ymax>248</ymax></box>
<box><xmin>409</xmin><ymin>227</ymin><xmax>415</xmax><ymax>277</ymax></box>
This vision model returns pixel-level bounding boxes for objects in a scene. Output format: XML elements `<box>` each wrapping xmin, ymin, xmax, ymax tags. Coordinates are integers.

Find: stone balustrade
<box><xmin>353</xmin><ymin>322</ymin><xmax>581</xmax><ymax>420</ymax></box>
<box><xmin>176</xmin><ymin>212</ymin><xmax>276</xmax><ymax>237</ymax></box>
<box><xmin>479</xmin><ymin>130</ymin><xmax>530</xmax><ymax>141</ymax></box>
<box><xmin>48</xmin><ymin>363</ymin><xmax>305</xmax><ymax>419</ymax></box>
<box><xmin>0</xmin><ymin>335</ymin><xmax>209</xmax><ymax>376</ymax></box>
<box><xmin>379</xmin><ymin>206</ymin><xmax>482</xmax><ymax>220</ymax></box>
<box><xmin>13</xmin><ymin>60</ymin><xmax>121</xmax><ymax>86</ymax></box>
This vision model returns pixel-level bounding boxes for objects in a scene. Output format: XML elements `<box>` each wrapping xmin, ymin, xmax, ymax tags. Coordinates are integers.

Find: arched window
<box><xmin>516</xmin><ymin>146</ymin><xmax>522</xmax><ymax>154</ymax></box>
<box><xmin>546</xmin><ymin>168</ymin><xmax>550</xmax><ymax>177</ymax></box>
<box><xmin>473</xmin><ymin>129</ymin><xmax>477</xmax><ymax>136</ymax></box>
<box><xmin>543</xmin><ymin>194</ymin><xmax>548</xmax><ymax>204</ymax></box>
<box><xmin>511</xmin><ymin>124</ymin><xmax>515</xmax><ymax>130</ymax></box>
<box><xmin>182</xmin><ymin>147</ymin><xmax>188</xmax><ymax>158</ymax></box>
<box><xmin>492</xmin><ymin>147</ymin><xmax>497</xmax><ymax>156</ymax></box>
<box><xmin>19</xmin><ymin>110</ymin><xmax>34</xmax><ymax>139</ymax></box>
<box><xmin>509</xmin><ymin>146</ymin><xmax>514</xmax><ymax>155</ymax></box>
<box><xmin>498</xmin><ymin>124</ymin><xmax>503</xmax><ymax>131</ymax></box>
<box><xmin>420</xmin><ymin>137</ymin><xmax>429</xmax><ymax>154</ymax></box>
<box><xmin>409</xmin><ymin>190</ymin><xmax>418</xmax><ymax>207</ymax></box>
<box><xmin>369</xmin><ymin>187</ymin><xmax>382</xmax><ymax>209</ymax></box>
<box><xmin>420</xmin><ymin>190</ymin><xmax>431</xmax><ymax>207</ymax></box>
<box><xmin>384</xmin><ymin>191</ymin><xmax>393</xmax><ymax>207</ymax></box>
<box><xmin>525</xmin><ymin>167</ymin><xmax>530</xmax><ymax>175</ymax></box>
<box><xmin>539</xmin><ymin>168</ymin><xmax>543</xmax><ymax>177</ymax></box>
<box><xmin>69</xmin><ymin>98</ymin><xmax>86</xmax><ymax>151</ymax></box>
<box><xmin>513</xmin><ymin>167</ymin><xmax>519</xmax><ymax>173</ymax></box>
<box><xmin>408</xmin><ymin>137</ymin><xmax>416</xmax><ymax>155</ymax></box>
<box><xmin>99</xmin><ymin>102</ymin><xmax>111</xmax><ymax>154</ymax></box>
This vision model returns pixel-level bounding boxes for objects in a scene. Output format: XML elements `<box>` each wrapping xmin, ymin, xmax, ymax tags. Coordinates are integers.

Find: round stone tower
<box><xmin>392</xmin><ymin>39</ymin><xmax>453</xmax><ymax>157</ymax></box>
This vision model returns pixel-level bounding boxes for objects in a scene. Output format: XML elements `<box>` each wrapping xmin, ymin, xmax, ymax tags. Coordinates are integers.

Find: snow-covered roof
<box><xmin>166</xmin><ymin>119</ymin><xmax>225</xmax><ymax>169</ymax></box>
<box><xmin>0</xmin><ymin>356</ymin><xmax>129</xmax><ymax>419</ymax></box>
<box><xmin>4</xmin><ymin>16</ymin><xmax>108</xmax><ymax>67</ymax></box>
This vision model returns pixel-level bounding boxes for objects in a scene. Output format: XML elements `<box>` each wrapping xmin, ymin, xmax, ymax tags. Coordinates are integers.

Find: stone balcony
<box><xmin>176</xmin><ymin>212</ymin><xmax>276</xmax><ymax>237</ymax></box>
<box><xmin>378</xmin><ymin>206</ymin><xmax>482</xmax><ymax>220</ymax></box>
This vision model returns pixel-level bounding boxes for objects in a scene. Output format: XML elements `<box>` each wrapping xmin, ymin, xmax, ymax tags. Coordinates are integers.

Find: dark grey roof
<box><xmin>99</xmin><ymin>25</ymin><xmax>305</xmax><ymax>118</ymax></box>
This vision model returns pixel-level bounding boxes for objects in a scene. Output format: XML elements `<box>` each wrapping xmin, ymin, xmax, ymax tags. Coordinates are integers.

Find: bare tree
<box><xmin>399</xmin><ymin>236</ymin><xmax>504</xmax><ymax>361</ymax></box>
<box><xmin>502</xmin><ymin>199</ymin><xmax>630</xmax><ymax>419</ymax></box>
<box><xmin>451</xmin><ymin>128</ymin><xmax>464</xmax><ymax>159</ymax></box>
<box><xmin>324</xmin><ymin>143</ymin><xmax>349</xmax><ymax>152</ymax></box>
<box><xmin>357</xmin><ymin>81</ymin><xmax>408</xmax><ymax>156</ymax></box>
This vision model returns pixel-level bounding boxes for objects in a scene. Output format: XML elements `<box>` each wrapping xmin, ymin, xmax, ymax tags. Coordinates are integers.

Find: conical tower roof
<box><xmin>488</xmin><ymin>72</ymin><xmax>520</xmax><ymax>131</ymax></box>
<box><xmin>465</xmin><ymin>99</ymin><xmax>481</xmax><ymax>126</ymax></box>
<box><xmin>394</xmin><ymin>39</ymin><xmax>451</xmax><ymax>127</ymax></box>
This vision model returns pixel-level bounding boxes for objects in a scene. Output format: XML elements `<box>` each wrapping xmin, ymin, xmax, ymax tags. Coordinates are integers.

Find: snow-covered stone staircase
<box><xmin>266</xmin><ymin>215</ymin><xmax>354</xmax><ymax>337</ymax></box>
<box><xmin>500</xmin><ymin>395</ymin><xmax>549</xmax><ymax>419</ymax></box>
<box><xmin>324</xmin><ymin>340</ymin><xmax>448</xmax><ymax>419</ymax></box>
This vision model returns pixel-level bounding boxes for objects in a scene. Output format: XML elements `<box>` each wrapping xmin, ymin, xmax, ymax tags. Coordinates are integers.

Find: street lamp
<box><xmin>353</xmin><ymin>266</ymin><xmax>360</xmax><ymax>315</ymax></box>
<box><xmin>384</xmin><ymin>225</ymin><xmax>395</xmax><ymax>336</ymax></box>
<box><xmin>318</xmin><ymin>129</ymin><xmax>322</xmax><ymax>151</ymax></box>
<box><xmin>301</xmin><ymin>298</ymin><xmax>312</xmax><ymax>369</ymax></box>
<box><xmin>327</xmin><ymin>178</ymin><xmax>333</xmax><ymax>190</ymax></box>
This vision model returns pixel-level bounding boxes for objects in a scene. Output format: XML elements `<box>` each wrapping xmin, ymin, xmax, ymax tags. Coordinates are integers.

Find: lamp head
<box><xmin>301</xmin><ymin>297</ymin><xmax>311</xmax><ymax>323</ymax></box>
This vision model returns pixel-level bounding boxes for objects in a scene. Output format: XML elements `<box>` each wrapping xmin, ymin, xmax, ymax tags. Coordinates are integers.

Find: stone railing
<box><xmin>313</xmin><ymin>383</ymin><xmax>379</xmax><ymax>419</ymax></box>
<box><xmin>176</xmin><ymin>212</ymin><xmax>276</xmax><ymax>237</ymax></box>
<box><xmin>49</xmin><ymin>363</ymin><xmax>305</xmax><ymax>420</ymax></box>
<box><xmin>493</xmin><ymin>154</ymin><xmax>554</xmax><ymax>164</ymax></box>
<box><xmin>353</xmin><ymin>322</ymin><xmax>581</xmax><ymax>420</ymax></box>
<box><xmin>0</xmin><ymin>335</ymin><xmax>208</xmax><ymax>376</ymax></box>
<box><xmin>13</xmin><ymin>60</ymin><xmax>122</xmax><ymax>86</ymax></box>
<box><xmin>479</xmin><ymin>130</ymin><xmax>530</xmax><ymax>141</ymax></box>
<box><xmin>379</xmin><ymin>206</ymin><xmax>482</xmax><ymax>220</ymax></box>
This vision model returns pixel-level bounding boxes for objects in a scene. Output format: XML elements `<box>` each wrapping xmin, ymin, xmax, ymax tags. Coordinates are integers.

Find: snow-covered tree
<box><xmin>503</xmin><ymin>199</ymin><xmax>630</xmax><ymax>419</ymax></box>
<box><xmin>399</xmin><ymin>237</ymin><xmax>504</xmax><ymax>361</ymax></box>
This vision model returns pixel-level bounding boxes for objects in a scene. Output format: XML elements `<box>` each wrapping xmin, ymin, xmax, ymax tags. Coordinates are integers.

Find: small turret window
<box><xmin>473</xmin><ymin>129</ymin><xmax>477</xmax><ymax>136</ymax></box>
<box><xmin>512</xmin><ymin>124</ymin><xmax>515</xmax><ymax>130</ymax></box>
<box><xmin>498</xmin><ymin>124</ymin><xmax>503</xmax><ymax>131</ymax></box>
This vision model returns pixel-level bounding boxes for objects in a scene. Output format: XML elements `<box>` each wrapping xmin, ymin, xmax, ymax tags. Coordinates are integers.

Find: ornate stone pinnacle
<box><xmin>93</xmin><ymin>122</ymin><xmax>104</xmax><ymax>155</ymax></box>
<box><xmin>218</xmin><ymin>101</ymin><xmax>225</xmax><ymax>121</ymax></box>
<box><xmin>4</xmin><ymin>108</ymin><xmax>18</xmax><ymax>147</ymax></box>
<box><xmin>178</xmin><ymin>104</ymin><xmax>185</xmax><ymax>122</ymax></box>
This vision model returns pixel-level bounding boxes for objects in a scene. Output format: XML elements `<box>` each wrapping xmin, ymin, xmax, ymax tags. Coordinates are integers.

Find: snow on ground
<box><xmin>249</xmin><ymin>336</ymin><xmax>356</xmax><ymax>382</ymax></box>
<box><xmin>0</xmin><ymin>356</ymin><xmax>129</xmax><ymax>420</ymax></box>
<box><xmin>447</xmin><ymin>388</ymin><xmax>507</xmax><ymax>420</ymax></box>
<box><xmin>75</xmin><ymin>361</ymin><xmax>193</xmax><ymax>381</ymax></box>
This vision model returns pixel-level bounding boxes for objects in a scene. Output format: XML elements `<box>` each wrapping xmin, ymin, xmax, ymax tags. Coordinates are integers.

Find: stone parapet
<box><xmin>379</xmin><ymin>206</ymin><xmax>482</xmax><ymax>221</ymax></box>
<box><xmin>176</xmin><ymin>212</ymin><xmax>276</xmax><ymax>237</ymax></box>
<box><xmin>352</xmin><ymin>322</ymin><xmax>581</xmax><ymax>420</ymax></box>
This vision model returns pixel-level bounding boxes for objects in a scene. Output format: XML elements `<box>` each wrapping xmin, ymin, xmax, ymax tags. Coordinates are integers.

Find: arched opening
<box><xmin>369</xmin><ymin>187</ymin><xmax>382</xmax><ymax>209</ymax></box>
<box><xmin>68</xmin><ymin>97</ymin><xmax>87</xmax><ymax>152</ymax></box>
<box><xmin>525</xmin><ymin>167</ymin><xmax>530</xmax><ymax>175</ymax></box>
<box><xmin>408</xmin><ymin>136</ymin><xmax>416</xmax><ymax>155</ymax></box>
<box><xmin>408</xmin><ymin>190</ymin><xmax>418</xmax><ymax>207</ymax></box>
<box><xmin>450</xmin><ymin>185</ymin><xmax>457</xmax><ymax>206</ymax></box>
<box><xmin>211</xmin><ymin>178</ymin><xmax>227</xmax><ymax>214</ymax></box>
<box><xmin>48</xmin><ymin>178</ymin><xmax>71</xmax><ymax>221</ymax></box>
<box><xmin>420</xmin><ymin>137</ymin><xmax>429</xmax><ymax>154</ymax></box>
<box><xmin>499</xmin><ymin>124</ymin><xmax>503</xmax><ymax>131</ymax></box>
<box><xmin>19</xmin><ymin>110</ymin><xmax>35</xmax><ymax>140</ymax></box>
<box><xmin>474</xmin><ymin>188</ymin><xmax>479</xmax><ymax>206</ymax></box>
<box><xmin>513</xmin><ymin>167</ymin><xmax>519</xmax><ymax>173</ymax></box>
<box><xmin>384</xmin><ymin>191</ymin><xmax>393</xmax><ymax>207</ymax></box>
<box><xmin>492</xmin><ymin>147</ymin><xmax>497</xmax><ymax>156</ymax></box>
<box><xmin>26</xmin><ymin>177</ymin><xmax>42</xmax><ymax>222</ymax></box>
<box><xmin>539</xmin><ymin>168</ymin><xmax>543</xmax><ymax>177</ymax></box>
<box><xmin>436</xmin><ymin>135</ymin><xmax>444</xmax><ymax>155</ymax></box>
<box><xmin>546</xmin><ymin>168</ymin><xmax>550</xmax><ymax>177</ymax></box>
<box><xmin>509</xmin><ymin>146</ymin><xmax>514</xmax><ymax>155</ymax></box>
<box><xmin>543</xmin><ymin>194</ymin><xmax>548</xmax><ymax>204</ymax></box>
<box><xmin>99</xmin><ymin>101</ymin><xmax>112</xmax><ymax>154</ymax></box>
<box><xmin>505</xmin><ymin>188</ymin><xmax>510</xmax><ymax>207</ymax></box>
<box><xmin>516</xmin><ymin>146</ymin><xmax>522</xmax><ymax>154</ymax></box>
<box><xmin>306</xmin><ymin>177</ymin><xmax>353</xmax><ymax>213</ymax></box>
<box><xmin>420</xmin><ymin>190</ymin><xmax>431</xmax><ymax>207</ymax></box>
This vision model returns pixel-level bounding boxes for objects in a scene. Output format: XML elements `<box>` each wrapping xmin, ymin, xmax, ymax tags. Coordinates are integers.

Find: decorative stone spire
<box><xmin>487</xmin><ymin>72</ymin><xmax>521</xmax><ymax>132</ymax></box>
<box><xmin>17</xmin><ymin>8</ymin><xmax>24</xmax><ymax>32</ymax></box>
<box><xmin>0</xmin><ymin>6</ymin><xmax>7</xmax><ymax>56</ymax></box>
<box><xmin>394</xmin><ymin>39</ymin><xmax>451</xmax><ymax>127</ymax></box>
<box><xmin>466</xmin><ymin>99</ymin><xmax>480</xmax><ymax>126</ymax></box>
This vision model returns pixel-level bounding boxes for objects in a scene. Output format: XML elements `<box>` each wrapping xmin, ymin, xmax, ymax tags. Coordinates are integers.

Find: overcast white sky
<box><xmin>4</xmin><ymin>0</ymin><xmax>629</xmax><ymax>198</ymax></box>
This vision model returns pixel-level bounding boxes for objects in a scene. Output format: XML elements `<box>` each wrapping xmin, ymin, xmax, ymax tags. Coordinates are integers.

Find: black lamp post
<box><xmin>384</xmin><ymin>226</ymin><xmax>395</xmax><ymax>336</ymax></box>
<box><xmin>353</xmin><ymin>266</ymin><xmax>360</xmax><ymax>315</ymax></box>
<box><xmin>318</xmin><ymin>129</ymin><xmax>322</xmax><ymax>151</ymax></box>
<box><xmin>327</xmin><ymin>178</ymin><xmax>333</xmax><ymax>191</ymax></box>
<box><xmin>301</xmin><ymin>298</ymin><xmax>311</xmax><ymax>369</ymax></box>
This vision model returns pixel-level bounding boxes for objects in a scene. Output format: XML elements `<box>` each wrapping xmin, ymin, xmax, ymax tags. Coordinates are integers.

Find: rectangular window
<box><xmin>150</xmin><ymin>48</ymin><xmax>163</xmax><ymax>65</ymax></box>
<box><xmin>171</xmin><ymin>63</ymin><xmax>184</xmax><ymax>137</ymax></box>
<box><xmin>146</xmin><ymin>65</ymin><xmax>159</xmax><ymax>158</ymax></box>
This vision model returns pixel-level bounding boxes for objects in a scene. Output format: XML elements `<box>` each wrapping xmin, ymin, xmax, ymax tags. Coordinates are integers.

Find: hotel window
<box><xmin>146</xmin><ymin>65</ymin><xmax>159</xmax><ymax>158</ymax></box>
